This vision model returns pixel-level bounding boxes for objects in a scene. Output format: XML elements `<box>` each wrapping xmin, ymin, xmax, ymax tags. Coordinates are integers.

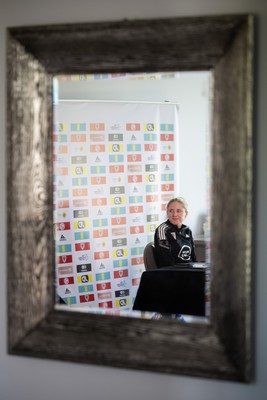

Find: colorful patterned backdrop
<box><xmin>53</xmin><ymin>101</ymin><xmax>179</xmax><ymax>312</ymax></box>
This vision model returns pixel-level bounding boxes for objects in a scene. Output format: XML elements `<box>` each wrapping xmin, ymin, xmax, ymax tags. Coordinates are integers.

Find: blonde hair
<box><xmin>166</xmin><ymin>197</ymin><xmax>188</xmax><ymax>212</ymax></box>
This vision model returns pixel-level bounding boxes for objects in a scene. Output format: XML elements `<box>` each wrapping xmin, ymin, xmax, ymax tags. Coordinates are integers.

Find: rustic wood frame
<box><xmin>6</xmin><ymin>15</ymin><xmax>254</xmax><ymax>381</ymax></box>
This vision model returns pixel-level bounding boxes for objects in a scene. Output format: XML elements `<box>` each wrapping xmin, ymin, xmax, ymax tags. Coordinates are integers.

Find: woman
<box><xmin>154</xmin><ymin>197</ymin><xmax>197</xmax><ymax>267</ymax></box>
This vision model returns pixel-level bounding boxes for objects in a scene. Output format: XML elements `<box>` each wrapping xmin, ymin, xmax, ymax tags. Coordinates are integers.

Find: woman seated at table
<box><xmin>154</xmin><ymin>196</ymin><xmax>197</xmax><ymax>268</ymax></box>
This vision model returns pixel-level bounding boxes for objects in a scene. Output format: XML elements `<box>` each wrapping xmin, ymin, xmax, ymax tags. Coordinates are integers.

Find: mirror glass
<box><xmin>53</xmin><ymin>70</ymin><xmax>212</xmax><ymax>321</ymax></box>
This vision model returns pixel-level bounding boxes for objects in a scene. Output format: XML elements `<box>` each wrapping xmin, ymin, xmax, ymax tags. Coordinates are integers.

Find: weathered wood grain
<box><xmin>11</xmin><ymin>310</ymin><xmax>240</xmax><ymax>380</ymax></box>
<box><xmin>6</xmin><ymin>36</ymin><xmax>54</xmax><ymax>348</ymax></box>
<box><xmin>9</xmin><ymin>15</ymin><xmax>247</xmax><ymax>74</ymax></box>
<box><xmin>211</xmin><ymin>17</ymin><xmax>254</xmax><ymax>380</ymax></box>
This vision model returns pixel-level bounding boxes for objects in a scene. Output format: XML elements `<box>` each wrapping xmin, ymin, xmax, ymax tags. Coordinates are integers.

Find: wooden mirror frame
<box><xmin>6</xmin><ymin>14</ymin><xmax>254</xmax><ymax>381</ymax></box>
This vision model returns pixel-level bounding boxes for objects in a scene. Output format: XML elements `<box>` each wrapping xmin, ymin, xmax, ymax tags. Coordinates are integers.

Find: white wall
<box><xmin>1</xmin><ymin>1</ymin><xmax>267</xmax><ymax>400</ymax></box>
<box><xmin>57</xmin><ymin>71</ymin><xmax>211</xmax><ymax>235</ymax></box>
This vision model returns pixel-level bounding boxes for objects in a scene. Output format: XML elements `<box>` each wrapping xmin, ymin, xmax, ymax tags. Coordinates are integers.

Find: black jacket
<box><xmin>154</xmin><ymin>220</ymin><xmax>197</xmax><ymax>268</ymax></box>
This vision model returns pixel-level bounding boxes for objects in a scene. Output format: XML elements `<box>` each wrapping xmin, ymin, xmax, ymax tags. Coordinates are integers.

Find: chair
<box><xmin>143</xmin><ymin>242</ymin><xmax>158</xmax><ymax>270</ymax></box>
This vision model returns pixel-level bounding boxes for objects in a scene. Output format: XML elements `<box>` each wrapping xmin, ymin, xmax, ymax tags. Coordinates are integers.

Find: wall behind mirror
<box><xmin>53</xmin><ymin>71</ymin><xmax>211</xmax><ymax>316</ymax></box>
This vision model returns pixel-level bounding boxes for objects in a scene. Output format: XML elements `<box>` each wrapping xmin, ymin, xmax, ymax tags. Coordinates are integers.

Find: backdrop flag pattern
<box><xmin>53</xmin><ymin>101</ymin><xmax>179</xmax><ymax>312</ymax></box>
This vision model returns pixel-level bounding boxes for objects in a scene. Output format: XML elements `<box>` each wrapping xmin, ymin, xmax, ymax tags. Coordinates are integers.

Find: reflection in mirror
<box><xmin>53</xmin><ymin>71</ymin><xmax>212</xmax><ymax>322</ymax></box>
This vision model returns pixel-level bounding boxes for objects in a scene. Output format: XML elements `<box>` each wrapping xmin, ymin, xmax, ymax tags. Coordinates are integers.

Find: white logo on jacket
<box><xmin>178</xmin><ymin>245</ymin><xmax>191</xmax><ymax>260</ymax></box>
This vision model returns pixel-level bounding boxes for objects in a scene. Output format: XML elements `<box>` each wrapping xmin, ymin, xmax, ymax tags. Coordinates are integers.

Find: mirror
<box><xmin>6</xmin><ymin>15</ymin><xmax>254</xmax><ymax>381</ymax></box>
<box><xmin>53</xmin><ymin>71</ymin><xmax>211</xmax><ymax>318</ymax></box>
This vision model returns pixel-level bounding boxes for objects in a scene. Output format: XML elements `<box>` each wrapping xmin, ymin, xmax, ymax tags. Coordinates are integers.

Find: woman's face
<box><xmin>167</xmin><ymin>200</ymin><xmax>188</xmax><ymax>227</ymax></box>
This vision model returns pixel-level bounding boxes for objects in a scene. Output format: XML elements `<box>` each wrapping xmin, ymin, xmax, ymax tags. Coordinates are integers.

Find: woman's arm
<box><xmin>154</xmin><ymin>228</ymin><xmax>176</xmax><ymax>268</ymax></box>
<box><xmin>189</xmin><ymin>229</ymin><xmax>197</xmax><ymax>262</ymax></box>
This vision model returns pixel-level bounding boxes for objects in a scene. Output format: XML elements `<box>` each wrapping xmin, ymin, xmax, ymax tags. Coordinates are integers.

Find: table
<box><xmin>132</xmin><ymin>263</ymin><xmax>210</xmax><ymax>316</ymax></box>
